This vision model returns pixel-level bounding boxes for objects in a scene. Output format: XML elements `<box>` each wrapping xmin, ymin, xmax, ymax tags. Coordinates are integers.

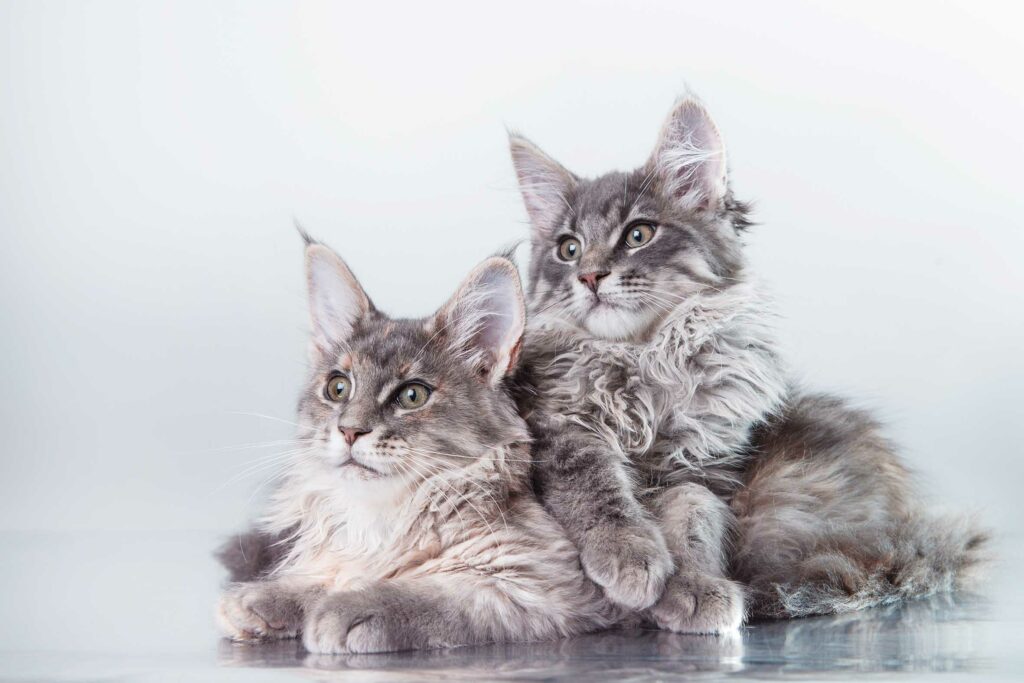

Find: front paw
<box><xmin>580</xmin><ymin>521</ymin><xmax>674</xmax><ymax>610</ymax></box>
<box><xmin>649</xmin><ymin>572</ymin><xmax>745</xmax><ymax>634</ymax></box>
<box><xmin>217</xmin><ymin>582</ymin><xmax>304</xmax><ymax>641</ymax></box>
<box><xmin>303</xmin><ymin>591</ymin><xmax>419</xmax><ymax>654</ymax></box>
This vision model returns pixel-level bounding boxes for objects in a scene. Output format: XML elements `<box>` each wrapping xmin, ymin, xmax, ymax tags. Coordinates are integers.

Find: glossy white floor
<box><xmin>1</xmin><ymin>528</ymin><xmax>1020</xmax><ymax>682</ymax></box>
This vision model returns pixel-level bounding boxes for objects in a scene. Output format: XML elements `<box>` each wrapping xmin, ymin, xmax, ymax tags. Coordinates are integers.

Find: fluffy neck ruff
<box><xmin>529</xmin><ymin>279</ymin><xmax>788</xmax><ymax>485</ymax></box>
<box><xmin>259</xmin><ymin>443</ymin><xmax>529</xmax><ymax>582</ymax></box>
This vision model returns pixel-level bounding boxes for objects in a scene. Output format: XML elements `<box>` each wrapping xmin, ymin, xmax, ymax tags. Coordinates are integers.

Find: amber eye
<box><xmin>396</xmin><ymin>382</ymin><xmax>431</xmax><ymax>410</ymax></box>
<box><xmin>324</xmin><ymin>374</ymin><xmax>351</xmax><ymax>402</ymax></box>
<box><xmin>624</xmin><ymin>223</ymin><xmax>656</xmax><ymax>248</ymax></box>
<box><xmin>557</xmin><ymin>236</ymin><xmax>582</xmax><ymax>261</ymax></box>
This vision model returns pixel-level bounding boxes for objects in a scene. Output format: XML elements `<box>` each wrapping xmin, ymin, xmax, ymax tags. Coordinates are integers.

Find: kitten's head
<box><xmin>511</xmin><ymin>95</ymin><xmax>751</xmax><ymax>341</ymax></box>
<box><xmin>295</xmin><ymin>239</ymin><xmax>527</xmax><ymax>492</ymax></box>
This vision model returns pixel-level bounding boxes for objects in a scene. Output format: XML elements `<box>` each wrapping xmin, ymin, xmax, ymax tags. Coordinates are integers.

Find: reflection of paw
<box><xmin>580</xmin><ymin>521</ymin><xmax>674</xmax><ymax>610</ymax></box>
<box><xmin>302</xmin><ymin>591</ymin><xmax>419</xmax><ymax>654</ymax></box>
<box><xmin>649</xmin><ymin>573</ymin><xmax>745</xmax><ymax>634</ymax></box>
<box><xmin>217</xmin><ymin>583</ymin><xmax>304</xmax><ymax>641</ymax></box>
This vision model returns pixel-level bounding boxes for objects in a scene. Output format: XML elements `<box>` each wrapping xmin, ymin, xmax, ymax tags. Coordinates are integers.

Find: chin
<box><xmin>335</xmin><ymin>467</ymin><xmax>409</xmax><ymax>500</ymax></box>
<box><xmin>582</xmin><ymin>302</ymin><xmax>663</xmax><ymax>341</ymax></box>
<box><xmin>336</xmin><ymin>462</ymin><xmax>385</xmax><ymax>483</ymax></box>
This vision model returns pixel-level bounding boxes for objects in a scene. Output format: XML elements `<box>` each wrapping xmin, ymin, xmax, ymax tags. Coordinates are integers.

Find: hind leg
<box><xmin>647</xmin><ymin>483</ymin><xmax>745</xmax><ymax>634</ymax></box>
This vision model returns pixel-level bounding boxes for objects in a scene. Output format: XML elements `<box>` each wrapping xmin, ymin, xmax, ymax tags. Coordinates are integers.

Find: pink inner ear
<box><xmin>510</xmin><ymin>135</ymin><xmax>577</xmax><ymax>236</ymax></box>
<box><xmin>307</xmin><ymin>245</ymin><xmax>368</xmax><ymax>348</ymax></box>
<box><xmin>473</xmin><ymin>269</ymin><xmax>524</xmax><ymax>360</ymax></box>
<box><xmin>655</xmin><ymin>99</ymin><xmax>727</xmax><ymax>210</ymax></box>
<box><xmin>445</xmin><ymin>261</ymin><xmax>525</xmax><ymax>384</ymax></box>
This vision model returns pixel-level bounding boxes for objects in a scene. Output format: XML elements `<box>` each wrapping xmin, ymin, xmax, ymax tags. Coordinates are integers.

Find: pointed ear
<box><xmin>434</xmin><ymin>257</ymin><xmax>525</xmax><ymax>387</ymax></box>
<box><xmin>509</xmin><ymin>132</ymin><xmax>578</xmax><ymax>237</ymax></box>
<box><xmin>305</xmin><ymin>243</ymin><xmax>371</xmax><ymax>354</ymax></box>
<box><xmin>649</xmin><ymin>96</ymin><xmax>728</xmax><ymax>212</ymax></box>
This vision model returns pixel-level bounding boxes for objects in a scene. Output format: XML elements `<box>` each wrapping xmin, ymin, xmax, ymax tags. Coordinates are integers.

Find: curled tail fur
<box><xmin>215</xmin><ymin>527</ymin><xmax>296</xmax><ymax>583</ymax></box>
<box><xmin>730</xmin><ymin>392</ymin><xmax>988</xmax><ymax>619</ymax></box>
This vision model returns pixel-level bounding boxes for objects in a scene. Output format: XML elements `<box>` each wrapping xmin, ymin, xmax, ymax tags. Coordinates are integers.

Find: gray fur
<box><xmin>732</xmin><ymin>393</ymin><xmax>988</xmax><ymax>617</ymax></box>
<box><xmin>509</xmin><ymin>94</ymin><xmax>986</xmax><ymax>626</ymax></box>
<box><xmin>648</xmin><ymin>484</ymin><xmax>745</xmax><ymax>632</ymax></box>
<box><xmin>215</xmin><ymin>527</ymin><xmax>296</xmax><ymax>583</ymax></box>
<box><xmin>526</xmin><ymin>422</ymin><xmax>674</xmax><ymax>611</ymax></box>
<box><xmin>217</xmin><ymin>243</ymin><xmax>618</xmax><ymax>653</ymax></box>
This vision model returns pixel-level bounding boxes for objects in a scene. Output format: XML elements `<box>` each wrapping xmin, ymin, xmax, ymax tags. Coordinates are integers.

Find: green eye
<box><xmin>624</xmin><ymin>223</ymin><xmax>656</xmax><ymax>248</ymax></box>
<box><xmin>324</xmin><ymin>374</ymin><xmax>351</xmax><ymax>402</ymax></box>
<box><xmin>557</xmin><ymin>237</ymin><xmax>582</xmax><ymax>261</ymax></box>
<box><xmin>397</xmin><ymin>382</ymin><xmax>431</xmax><ymax>410</ymax></box>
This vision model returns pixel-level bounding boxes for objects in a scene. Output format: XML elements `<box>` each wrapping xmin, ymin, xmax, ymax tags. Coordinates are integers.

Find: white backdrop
<box><xmin>1</xmin><ymin>0</ymin><xmax>1021</xmax><ymax>535</ymax></box>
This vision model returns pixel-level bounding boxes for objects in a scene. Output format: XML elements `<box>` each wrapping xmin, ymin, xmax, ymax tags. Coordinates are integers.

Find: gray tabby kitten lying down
<box><xmin>508</xmin><ymin>94</ymin><xmax>987</xmax><ymax>632</ymax></box>
<box><xmin>216</xmin><ymin>239</ymin><xmax>617</xmax><ymax>653</ymax></box>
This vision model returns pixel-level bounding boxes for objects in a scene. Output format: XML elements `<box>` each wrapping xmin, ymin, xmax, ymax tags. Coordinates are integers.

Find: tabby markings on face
<box><xmin>510</xmin><ymin>98</ymin><xmax>749</xmax><ymax>341</ymax></box>
<box><xmin>295</xmin><ymin>245</ymin><xmax>528</xmax><ymax>492</ymax></box>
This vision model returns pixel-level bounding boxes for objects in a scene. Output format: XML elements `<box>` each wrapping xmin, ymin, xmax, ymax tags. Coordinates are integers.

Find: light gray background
<box><xmin>2</xmin><ymin>0</ymin><xmax>1021</xmax><ymax>542</ymax></box>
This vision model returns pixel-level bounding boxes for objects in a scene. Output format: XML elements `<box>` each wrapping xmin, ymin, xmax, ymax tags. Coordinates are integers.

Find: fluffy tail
<box><xmin>751</xmin><ymin>512</ymin><xmax>986</xmax><ymax>619</ymax></box>
<box><xmin>730</xmin><ymin>392</ymin><xmax>989</xmax><ymax>619</ymax></box>
<box><xmin>214</xmin><ymin>526</ymin><xmax>295</xmax><ymax>583</ymax></box>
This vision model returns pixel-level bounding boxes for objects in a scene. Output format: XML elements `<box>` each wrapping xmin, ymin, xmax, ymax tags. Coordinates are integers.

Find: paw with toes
<box><xmin>217</xmin><ymin>582</ymin><xmax>305</xmax><ymax>642</ymax></box>
<box><xmin>581</xmin><ymin>521</ymin><xmax>674</xmax><ymax>610</ymax></box>
<box><xmin>649</xmin><ymin>572</ymin><xmax>745</xmax><ymax>634</ymax></box>
<box><xmin>303</xmin><ymin>591</ymin><xmax>416</xmax><ymax>654</ymax></box>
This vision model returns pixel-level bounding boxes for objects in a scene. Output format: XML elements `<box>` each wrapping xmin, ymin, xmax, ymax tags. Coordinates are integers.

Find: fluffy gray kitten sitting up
<box><xmin>216</xmin><ymin>238</ymin><xmax>616</xmax><ymax>653</ymax></box>
<box><xmin>508</xmin><ymin>95</ymin><xmax>986</xmax><ymax>632</ymax></box>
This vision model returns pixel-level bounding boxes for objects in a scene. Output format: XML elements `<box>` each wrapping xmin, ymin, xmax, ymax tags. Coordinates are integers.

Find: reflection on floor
<box><xmin>0</xmin><ymin>531</ymin><xmax>1018</xmax><ymax>682</ymax></box>
<box><xmin>218</xmin><ymin>593</ymin><xmax>996</xmax><ymax>681</ymax></box>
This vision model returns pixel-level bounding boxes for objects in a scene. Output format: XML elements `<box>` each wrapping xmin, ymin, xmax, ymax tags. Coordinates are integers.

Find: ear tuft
<box><xmin>650</xmin><ymin>95</ymin><xmax>728</xmax><ymax>211</ymax></box>
<box><xmin>509</xmin><ymin>132</ymin><xmax>578</xmax><ymax>237</ymax></box>
<box><xmin>294</xmin><ymin>218</ymin><xmax>317</xmax><ymax>247</ymax></box>
<box><xmin>305</xmin><ymin>243</ymin><xmax>371</xmax><ymax>353</ymax></box>
<box><xmin>436</xmin><ymin>257</ymin><xmax>525</xmax><ymax>387</ymax></box>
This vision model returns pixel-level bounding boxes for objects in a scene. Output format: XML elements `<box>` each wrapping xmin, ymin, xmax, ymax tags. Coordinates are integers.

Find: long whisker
<box><xmin>196</xmin><ymin>438</ymin><xmax>315</xmax><ymax>454</ymax></box>
<box><xmin>214</xmin><ymin>446</ymin><xmax>317</xmax><ymax>491</ymax></box>
<box><xmin>636</xmin><ymin>291</ymin><xmax>683</xmax><ymax>311</ymax></box>
<box><xmin>389</xmin><ymin>458</ymin><xmax>432</xmax><ymax>525</ymax></box>
<box><xmin>225</xmin><ymin>411</ymin><xmax>303</xmax><ymax>429</ymax></box>
<box><xmin>408</xmin><ymin>450</ymin><xmax>511</xmax><ymax>536</ymax></box>
<box><xmin>406</xmin><ymin>444</ymin><xmax>541</xmax><ymax>464</ymax></box>
<box><xmin>635</xmin><ymin>293</ymin><xmax>676</xmax><ymax>316</ymax></box>
<box><xmin>245</xmin><ymin>451</ymin><xmax>318</xmax><ymax>505</ymax></box>
<box><xmin>405</xmin><ymin>454</ymin><xmax>501</xmax><ymax>540</ymax></box>
<box><xmin>656</xmin><ymin>280</ymin><xmax>730</xmax><ymax>296</ymax></box>
<box><xmin>401</xmin><ymin>455</ymin><xmax>479</xmax><ymax>536</ymax></box>
<box><xmin>530</xmin><ymin>293</ymin><xmax>573</xmax><ymax>315</ymax></box>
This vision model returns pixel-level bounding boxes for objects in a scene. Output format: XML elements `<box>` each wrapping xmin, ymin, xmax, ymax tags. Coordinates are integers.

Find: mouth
<box><xmin>338</xmin><ymin>456</ymin><xmax>378</xmax><ymax>473</ymax></box>
<box><xmin>587</xmin><ymin>294</ymin><xmax>617</xmax><ymax>310</ymax></box>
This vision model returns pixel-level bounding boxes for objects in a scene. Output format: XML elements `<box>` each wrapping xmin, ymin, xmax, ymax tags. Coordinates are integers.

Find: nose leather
<box><xmin>578</xmin><ymin>271</ymin><xmax>610</xmax><ymax>293</ymax></box>
<box><xmin>340</xmin><ymin>427</ymin><xmax>371</xmax><ymax>446</ymax></box>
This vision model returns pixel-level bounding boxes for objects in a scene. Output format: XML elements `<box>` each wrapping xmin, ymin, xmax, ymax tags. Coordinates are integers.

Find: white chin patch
<box><xmin>335</xmin><ymin>462</ymin><xmax>381</xmax><ymax>483</ymax></box>
<box><xmin>583</xmin><ymin>302</ymin><xmax>660</xmax><ymax>341</ymax></box>
<box><xmin>337</xmin><ymin>473</ymin><xmax>414</xmax><ymax>514</ymax></box>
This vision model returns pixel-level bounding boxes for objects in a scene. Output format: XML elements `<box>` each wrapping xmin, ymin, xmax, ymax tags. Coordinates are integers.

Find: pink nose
<box><xmin>340</xmin><ymin>427</ymin><xmax>371</xmax><ymax>446</ymax></box>
<box><xmin>578</xmin><ymin>271</ymin><xmax>610</xmax><ymax>293</ymax></box>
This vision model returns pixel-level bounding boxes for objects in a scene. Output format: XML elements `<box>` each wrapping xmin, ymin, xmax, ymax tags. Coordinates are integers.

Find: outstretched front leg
<box><xmin>532</xmin><ymin>426</ymin><xmax>674</xmax><ymax>611</ymax></box>
<box><xmin>218</xmin><ymin>580</ymin><xmax>323</xmax><ymax>642</ymax></box>
<box><xmin>303</xmin><ymin>498</ymin><xmax>613</xmax><ymax>653</ymax></box>
<box><xmin>647</xmin><ymin>483</ymin><xmax>745</xmax><ymax>634</ymax></box>
<box><xmin>302</xmin><ymin>580</ymin><xmax>461</xmax><ymax>654</ymax></box>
